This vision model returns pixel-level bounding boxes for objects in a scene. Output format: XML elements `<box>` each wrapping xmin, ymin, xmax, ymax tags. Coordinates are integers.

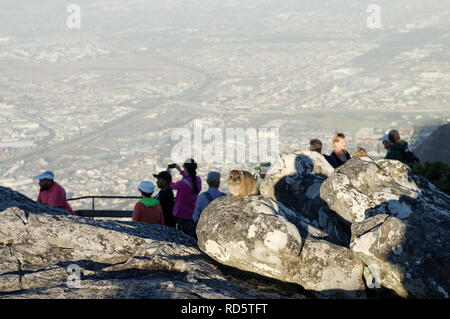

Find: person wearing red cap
<box><xmin>35</xmin><ymin>171</ymin><xmax>75</xmax><ymax>215</ymax></box>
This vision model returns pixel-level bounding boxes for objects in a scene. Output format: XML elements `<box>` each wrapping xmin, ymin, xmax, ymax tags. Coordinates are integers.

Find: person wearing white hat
<box><xmin>132</xmin><ymin>180</ymin><xmax>165</xmax><ymax>225</ymax></box>
<box><xmin>35</xmin><ymin>170</ymin><xmax>74</xmax><ymax>215</ymax></box>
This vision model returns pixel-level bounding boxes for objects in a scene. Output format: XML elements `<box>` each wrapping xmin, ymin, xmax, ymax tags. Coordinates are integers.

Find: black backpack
<box><xmin>204</xmin><ymin>191</ymin><xmax>226</xmax><ymax>205</ymax></box>
<box><xmin>403</xmin><ymin>149</ymin><xmax>420</xmax><ymax>164</ymax></box>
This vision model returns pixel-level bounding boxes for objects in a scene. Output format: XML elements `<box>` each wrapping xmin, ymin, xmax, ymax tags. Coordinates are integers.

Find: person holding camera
<box><xmin>168</xmin><ymin>158</ymin><xmax>202</xmax><ymax>238</ymax></box>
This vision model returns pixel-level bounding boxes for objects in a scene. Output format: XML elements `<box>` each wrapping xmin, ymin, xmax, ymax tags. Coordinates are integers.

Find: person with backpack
<box><xmin>192</xmin><ymin>171</ymin><xmax>226</xmax><ymax>223</ymax></box>
<box><xmin>169</xmin><ymin>159</ymin><xmax>202</xmax><ymax>238</ymax></box>
<box><xmin>385</xmin><ymin>129</ymin><xmax>420</xmax><ymax>164</ymax></box>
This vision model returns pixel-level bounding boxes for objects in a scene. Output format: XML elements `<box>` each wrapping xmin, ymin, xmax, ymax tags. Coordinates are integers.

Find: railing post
<box><xmin>91</xmin><ymin>197</ymin><xmax>95</xmax><ymax>220</ymax></box>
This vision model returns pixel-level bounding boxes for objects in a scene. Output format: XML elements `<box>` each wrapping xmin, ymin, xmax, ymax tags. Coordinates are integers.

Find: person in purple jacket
<box><xmin>169</xmin><ymin>158</ymin><xmax>202</xmax><ymax>238</ymax></box>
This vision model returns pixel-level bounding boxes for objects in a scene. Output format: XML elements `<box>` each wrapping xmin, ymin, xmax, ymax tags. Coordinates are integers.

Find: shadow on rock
<box><xmin>262</xmin><ymin>152</ymin><xmax>351</xmax><ymax>247</ymax></box>
<box><xmin>196</xmin><ymin>195</ymin><xmax>367</xmax><ymax>299</ymax></box>
<box><xmin>322</xmin><ymin>157</ymin><xmax>450</xmax><ymax>298</ymax></box>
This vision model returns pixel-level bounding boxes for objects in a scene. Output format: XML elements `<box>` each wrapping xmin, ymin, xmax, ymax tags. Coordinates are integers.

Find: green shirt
<box><xmin>139</xmin><ymin>197</ymin><xmax>160</xmax><ymax>207</ymax></box>
<box><xmin>385</xmin><ymin>140</ymin><xmax>408</xmax><ymax>162</ymax></box>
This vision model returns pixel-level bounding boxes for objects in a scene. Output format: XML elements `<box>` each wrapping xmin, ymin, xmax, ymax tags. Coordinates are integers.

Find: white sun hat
<box><xmin>35</xmin><ymin>170</ymin><xmax>54</xmax><ymax>180</ymax></box>
<box><xmin>138</xmin><ymin>180</ymin><xmax>155</xmax><ymax>194</ymax></box>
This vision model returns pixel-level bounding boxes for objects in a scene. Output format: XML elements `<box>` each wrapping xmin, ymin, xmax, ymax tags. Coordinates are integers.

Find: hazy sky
<box><xmin>0</xmin><ymin>0</ymin><xmax>448</xmax><ymax>41</ymax></box>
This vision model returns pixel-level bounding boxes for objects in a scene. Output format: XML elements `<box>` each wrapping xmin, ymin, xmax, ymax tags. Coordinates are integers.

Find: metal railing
<box><xmin>68</xmin><ymin>195</ymin><xmax>141</xmax><ymax>219</ymax></box>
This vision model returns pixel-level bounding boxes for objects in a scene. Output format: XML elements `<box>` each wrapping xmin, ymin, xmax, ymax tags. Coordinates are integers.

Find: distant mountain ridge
<box><xmin>412</xmin><ymin>123</ymin><xmax>450</xmax><ymax>165</ymax></box>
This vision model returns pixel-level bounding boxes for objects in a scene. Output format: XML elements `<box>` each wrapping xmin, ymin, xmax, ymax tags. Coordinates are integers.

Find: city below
<box><xmin>0</xmin><ymin>0</ymin><xmax>449</xmax><ymax>211</ymax></box>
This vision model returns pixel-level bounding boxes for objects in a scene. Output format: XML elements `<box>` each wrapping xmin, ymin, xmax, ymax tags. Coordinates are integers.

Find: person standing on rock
<box><xmin>153</xmin><ymin>170</ymin><xmax>176</xmax><ymax>228</ymax></box>
<box><xmin>168</xmin><ymin>159</ymin><xmax>202</xmax><ymax>238</ymax></box>
<box><xmin>329</xmin><ymin>133</ymin><xmax>351</xmax><ymax>168</ymax></box>
<box><xmin>192</xmin><ymin>171</ymin><xmax>226</xmax><ymax>224</ymax></box>
<box><xmin>35</xmin><ymin>170</ymin><xmax>75</xmax><ymax>215</ymax></box>
<box><xmin>132</xmin><ymin>180</ymin><xmax>165</xmax><ymax>225</ymax></box>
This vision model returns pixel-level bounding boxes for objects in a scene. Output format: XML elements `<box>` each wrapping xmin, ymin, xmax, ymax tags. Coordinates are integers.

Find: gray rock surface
<box><xmin>3</xmin><ymin>152</ymin><xmax>449</xmax><ymax>299</ymax></box>
<box><xmin>260</xmin><ymin>151</ymin><xmax>350</xmax><ymax>246</ymax></box>
<box><xmin>261</xmin><ymin>150</ymin><xmax>334</xmax><ymax>200</ymax></box>
<box><xmin>320</xmin><ymin>157</ymin><xmax>421</xmax><ymax>223</ymax></box>
<box><xmin>196</xmin><ymin>195</ymin><xmax>366</xmax><ymax>298</ymax></box>
<box><xmin>0</xmin><ymin>187</ymin><xmax>307</xmax><ymax>299</ymax></box>
<box><xmin>321</xmin><ymin>158</ymin><xmax>450</xmax><ymax>298</ymax></box>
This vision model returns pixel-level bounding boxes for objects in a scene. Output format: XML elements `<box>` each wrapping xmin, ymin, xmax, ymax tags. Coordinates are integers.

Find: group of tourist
<box><xmin>309</xmin><ymin>129</ymin><xmax>415</xmax><ymax>169</ymax></box>
<box><xmin>309</xmin><ymin>133</ymin><xmax>358</xmax><ymax>168</ymax></box>
<box><xmin>35</xmin><ymin>158</ymin><xmax>225</xmax><ymax>238</ymax></box>
<box><xmin>34</xmin><ymin>129</ymin><xmax>415</xmax><ymax>238</ymax></box>
<box><xmin>133</xmin><ymin>158</ymin><xmax>226</xmax><ymax>238</ymax></box>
